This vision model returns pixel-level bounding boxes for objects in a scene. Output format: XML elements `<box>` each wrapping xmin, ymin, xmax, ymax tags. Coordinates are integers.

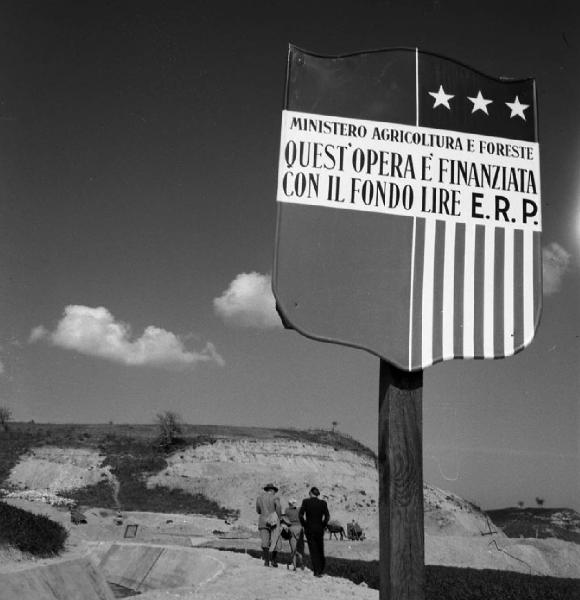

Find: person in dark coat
<box><xmin>299</xmin><ymin>486</ymin><xmax>330</xmax><ymax>577</ymax></box>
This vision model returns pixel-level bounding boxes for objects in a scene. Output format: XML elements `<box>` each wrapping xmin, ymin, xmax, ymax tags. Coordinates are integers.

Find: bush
<box><xmin>155</xmin><ymin>411</ymin><xmax>183</xmax><ymax>450</ymax></box>
<box><xmin>0</xmin><ymin>501</ymin><xmax>67</xmax><ymax>556</ymax></box>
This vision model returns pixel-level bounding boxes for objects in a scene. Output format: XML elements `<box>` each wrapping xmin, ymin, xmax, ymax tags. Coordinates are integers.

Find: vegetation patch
<box><xmin>63</xmin><ymin>479</ymin><xmax>117</xmax><ymax>508</ymax></box>
<box><xmin>95</xmin><ymin>435</ymin><xmax>237</xmax><ymax>518</ymax></box>
<box><xmin>0</xmin><ymin>501</ymin><xmax>67</xmax><ymax>556</ymax></box>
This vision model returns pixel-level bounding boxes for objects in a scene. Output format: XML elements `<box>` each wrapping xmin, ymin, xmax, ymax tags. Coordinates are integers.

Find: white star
<box><xmin>505</xmin><ymin>96</ymin><xmax>530</xmax><ymax>120</ymax></box>
<box><xmin>429</xmin><ymin>85</ymin><xmax>454</xmax><ymax>110</ymax></box>
<box><xmin>467</xmin><ymin>91</ymin><xmax>493</xmax><ymax>115</ymax></box>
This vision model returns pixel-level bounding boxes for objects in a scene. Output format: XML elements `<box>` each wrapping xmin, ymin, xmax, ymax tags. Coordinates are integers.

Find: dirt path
<box><xmin>138</xmin><ymin>549</ymin><xmax>377</xmax><ymax>600</ymax></box>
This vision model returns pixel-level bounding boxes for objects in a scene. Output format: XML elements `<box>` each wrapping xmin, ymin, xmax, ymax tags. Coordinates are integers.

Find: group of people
<box><xmin>256</xmin><ymin>482</ymin><xmax>330</xmax><ymax>577</ymax></box>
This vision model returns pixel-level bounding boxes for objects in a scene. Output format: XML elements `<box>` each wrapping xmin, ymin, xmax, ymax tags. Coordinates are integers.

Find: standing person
<box><xmin>282</xmin><ymin>498</ymin><xmax>305</xmax><ymax>571</ymax></box>
<box><xmin>256</xmin><ymin>482</ymin><xmax>282</xmax><ymax>567</ymax></box>
<box><xmin>299</xmin><ymin>486</ymin><xmax>330</xmax><ymax>577</ymax></box>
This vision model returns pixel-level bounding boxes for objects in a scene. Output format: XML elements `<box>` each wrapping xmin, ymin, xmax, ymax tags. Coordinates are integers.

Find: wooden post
<box><xmin>378</xmin><ymin>359</ymin><xmax>424</xmax><ymax>600</ymax></box>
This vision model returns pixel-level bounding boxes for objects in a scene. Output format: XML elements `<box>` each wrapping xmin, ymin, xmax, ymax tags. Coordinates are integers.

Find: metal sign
<box><xmin>273</xmin><ymin>47</ymin><xmax>541</xmax><ymax>370</ymax></box>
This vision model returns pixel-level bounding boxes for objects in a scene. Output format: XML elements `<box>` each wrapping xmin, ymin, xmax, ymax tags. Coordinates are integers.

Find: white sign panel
<box><xmin>277</xmin><ymin>109</ymin><xmax>541</xmax><ymax>232</ymax></box>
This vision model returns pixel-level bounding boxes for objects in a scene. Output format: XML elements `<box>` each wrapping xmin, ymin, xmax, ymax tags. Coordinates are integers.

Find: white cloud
<box><xmin>542</xmin><ymin>242</ymin><xmax>571</xmax><ymax>296</ymax></box>
<box><xmin>214</xmin><ymin>272</ymin><xmax>282</xmax><ymax>329</ymax></box>
<box><xmin>29</xmin><ymin>305</ymin><xmax>224</xmax><ymax>369</ymax></box>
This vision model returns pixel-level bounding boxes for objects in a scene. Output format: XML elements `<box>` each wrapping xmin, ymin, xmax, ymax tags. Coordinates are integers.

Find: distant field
<box><xmin>487</xmin><ymin>507</ymin><xmax>580</xmax><ymax>544</ymax></box>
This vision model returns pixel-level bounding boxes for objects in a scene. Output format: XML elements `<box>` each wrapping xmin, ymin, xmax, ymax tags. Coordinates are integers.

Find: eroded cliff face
<box><xmin>147</xmin><ymin>439</ymin><xmax>499</xmax><ymax>539</ymax></box>
<box><xmin>147</xmin><ymin>439</ymin><xmax>379</xmax><ymax>535</ymax></box>
<box><xmin>4</xmin><ymin>439</ymin><xmax>500</xmax><ymax>541</ymax></box>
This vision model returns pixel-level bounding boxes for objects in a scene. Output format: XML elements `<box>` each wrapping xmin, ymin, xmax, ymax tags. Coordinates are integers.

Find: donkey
<box><xmin>326</xmin><ymin>519</ymin><xmax>345</xmax><ymax>540</ymax></box>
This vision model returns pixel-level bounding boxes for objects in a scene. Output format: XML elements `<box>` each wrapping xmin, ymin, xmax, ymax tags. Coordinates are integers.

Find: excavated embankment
<box><xmin>148</xmin><ymin>438</ymin><xmax>378</xmax><ymax>534</ymax></box>
<box><xmin>3</xmin><ymin>439</ymin><xmax>502</xmax><ymax>540</ymax></box>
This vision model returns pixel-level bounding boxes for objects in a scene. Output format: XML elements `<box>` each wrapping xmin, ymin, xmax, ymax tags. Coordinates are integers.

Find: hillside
<box><xmin>1</xmin><ymin>422</ymin><xmax>499</xmax><ymax>541</ymax></box>
<box><xmin>1</xmin><ymin>423</ymin><xmax>580</xmax><ymax>586</ymax></box>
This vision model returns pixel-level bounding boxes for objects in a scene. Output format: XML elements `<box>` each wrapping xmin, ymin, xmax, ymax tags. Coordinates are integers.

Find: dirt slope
<box><xmin>148</xmin><ymin>439</ymin><xmax>378</xmax><ymax>535</ymax></box>
<box><xmin>7</xmin><ymin>447</ymin><xmax>115</xmax><ymax>494</ymax></box>
<box><xmin>146</xmin><ymin>438</ymin><xmax>499</xmax><ymax>539</ymax></box>
<box><xmin>3</xmin><ymin>439</ymin><xmax>504</xmax><ymax>541</ymax></box>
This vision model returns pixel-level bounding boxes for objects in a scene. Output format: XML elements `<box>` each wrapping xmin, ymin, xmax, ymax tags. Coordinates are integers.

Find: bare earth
<box><xmin>136</xmin><ymin>549</ymin><xmax>378</xmax><ymax>600</ymax></box>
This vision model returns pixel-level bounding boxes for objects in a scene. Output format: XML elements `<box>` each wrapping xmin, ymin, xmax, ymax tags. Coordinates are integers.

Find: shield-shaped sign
<box><xmin>273</xmin><ymin>47</ymin><xmax>541</xmax><ymax>371</ymax></box>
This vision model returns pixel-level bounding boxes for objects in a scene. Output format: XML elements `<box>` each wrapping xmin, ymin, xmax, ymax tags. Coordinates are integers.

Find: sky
<box><xmin>0</xmin><ymin>0</ymin><xmax>578</xmax><ymax>511</ymax></box>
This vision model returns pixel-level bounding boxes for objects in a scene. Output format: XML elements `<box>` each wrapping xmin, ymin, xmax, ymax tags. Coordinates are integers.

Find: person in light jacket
<box><xmin>256</xmin><ymin>482</ymin><xmax>282</xmax><ymax>567</ymax></box>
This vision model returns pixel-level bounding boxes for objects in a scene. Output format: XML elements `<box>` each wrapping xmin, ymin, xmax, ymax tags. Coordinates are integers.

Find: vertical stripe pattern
<box><xmin>410</xmin><ymin>217</ymin><xmax>542</xmax><ymax>369</ymax></box>
<box><xmin>412</xmin><ymin>50</ymin><xmax>541</xmax><ymax>370</ymax></box>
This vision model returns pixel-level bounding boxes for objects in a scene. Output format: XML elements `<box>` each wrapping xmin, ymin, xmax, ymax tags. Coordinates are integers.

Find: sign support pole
<box><xmin>378</xmin><ymin>359</ymin><xmax>424</xmax><ymax>600</ymax></box>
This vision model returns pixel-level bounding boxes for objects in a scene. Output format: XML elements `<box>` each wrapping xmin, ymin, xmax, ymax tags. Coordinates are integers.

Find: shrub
<box><xmin>155</xmin><ymin>411</ymin><xmax>183</xmax><ymax>450</ymax></box>
<box><xmin>0</xmin><ymin>501</ymin><xmax>67</xmax><ymax>556</ymax></box>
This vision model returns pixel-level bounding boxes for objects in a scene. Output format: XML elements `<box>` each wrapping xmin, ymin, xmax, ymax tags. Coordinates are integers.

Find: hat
<box><xmin>263</xmin><ymin>482</ymin><xmax>278</xmax><ymax>492</ymax></box>
<box><xmin>288</xmin><ymin>498</ymin><xmax>297</xmax><ymax>506</ymax></box>
<box><xmin>309</xmin><ymin>486</ymin><xmax>320</xmax><ymax>497</ymax></box>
